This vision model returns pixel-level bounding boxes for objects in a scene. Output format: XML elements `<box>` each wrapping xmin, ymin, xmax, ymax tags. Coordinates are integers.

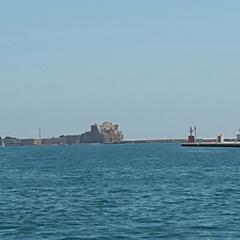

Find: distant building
<box><xmin>20</xmin><ymin>138</ymin><xmax>35</xmax><ymax>146</ymax></box>
<box><xmin>41</xmin><ymin>135</ymin><xmax>81</xmax><ymax>145</ymax></box>
<box><xmin>2</xmin><ymin>137</ymin><xmax>21</xmax><ymax>146</ymax></box>
<box><xmin>62</xmin><ymin>135</ymin><xmax>81</xmax><ymax>144</ymax></box>
<box><xmin>41</xmin><ymin>137</ymin><xmax>62</xmax><ymax>145</ymax></box>
<box><xmin>80</xmin><ymin>121</ymin><xmax>124</xmax><ymax>144</ymax></box>
<box><xmin>20</xmin><ymin>138</ymin><xmax>41</xmax><ymax>146</ymax></box>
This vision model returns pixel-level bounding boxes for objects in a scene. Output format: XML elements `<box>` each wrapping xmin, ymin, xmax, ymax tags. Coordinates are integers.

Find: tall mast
<box><xmin>39</xmin><ymin>128</ymin><xmax>42</xmax><ymax>139</ymax></box>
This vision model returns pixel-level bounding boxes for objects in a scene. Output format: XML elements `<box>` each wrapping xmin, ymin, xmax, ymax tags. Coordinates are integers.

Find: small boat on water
<box><xmin>1</xmin><ymin>140</ymin><xmax>5</xmax><ymax>147</ymax></box>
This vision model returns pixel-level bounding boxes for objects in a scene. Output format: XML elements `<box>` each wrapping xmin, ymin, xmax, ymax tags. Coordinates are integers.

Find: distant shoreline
<box><xmin>1</xmin><ymin>137</ymin><xmax>238</xmax><ymax>147</ymax></box>
<box><xmin>123</xmin><ymin>138</ymin><xmax>236</xmax><ymax>144</ymax></box>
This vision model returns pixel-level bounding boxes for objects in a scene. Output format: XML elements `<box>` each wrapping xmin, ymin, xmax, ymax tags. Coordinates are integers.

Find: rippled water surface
<box><xmin>1</xmin><ymin>144</ymin><xmax>240</xmax><ymax>239</ymax></box>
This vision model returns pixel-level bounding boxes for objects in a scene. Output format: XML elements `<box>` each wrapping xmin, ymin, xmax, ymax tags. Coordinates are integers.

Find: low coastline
<box><xmin>182</xmin><ymin>141</ymin><xmax>240</xmax><ymax>148</ymax></box>
<box><xmin>1</xmin><ymin>137</ymin><xmax>239</xmax><ymax>147</ymax></box>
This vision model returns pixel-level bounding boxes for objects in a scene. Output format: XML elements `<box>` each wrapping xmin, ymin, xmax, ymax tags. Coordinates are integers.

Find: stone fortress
<box><xmin>81</xmin><ymin>122</ymin><xmax>124</xmax><ymax>144</ymax></box>
<box><xmin>0</xmin><ymin>122</ymin><xmax>124</xmax><ymax>147</ymax></box>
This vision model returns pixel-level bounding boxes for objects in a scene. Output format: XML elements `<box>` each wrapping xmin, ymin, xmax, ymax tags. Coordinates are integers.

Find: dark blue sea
<box><xmin>1</xmin><ymin>144</ymin><xmax>240</xmax><ymax>239</ymax></box>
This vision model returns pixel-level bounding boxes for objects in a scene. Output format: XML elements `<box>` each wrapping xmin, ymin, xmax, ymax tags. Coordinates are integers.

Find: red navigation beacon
<box><xmin>188</xmin><ymin>126</ymin><xmax>195</xmax><ymax>143</ymax></box>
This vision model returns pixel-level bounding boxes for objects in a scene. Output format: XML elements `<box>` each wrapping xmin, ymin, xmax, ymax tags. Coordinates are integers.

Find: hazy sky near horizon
<box><xmin>1</xmin><ymin>0</ymin><xmax>240</xmax><ymax>139</ymax></box>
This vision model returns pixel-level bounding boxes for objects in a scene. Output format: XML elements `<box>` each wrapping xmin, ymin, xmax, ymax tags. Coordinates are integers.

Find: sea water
<box><xmin>0</xmin><ymin>144</ymin><xmax>240</xmax><ymax>239</ymax></box>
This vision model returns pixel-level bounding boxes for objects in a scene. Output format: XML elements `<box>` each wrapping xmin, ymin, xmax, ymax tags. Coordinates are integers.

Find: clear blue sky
<box><xmin>1</xmin><ymin>0</ymin><xmax>240</xmax><ymax>139</ymax></box>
